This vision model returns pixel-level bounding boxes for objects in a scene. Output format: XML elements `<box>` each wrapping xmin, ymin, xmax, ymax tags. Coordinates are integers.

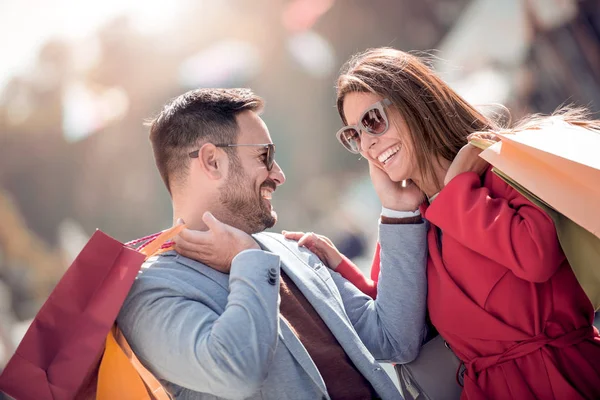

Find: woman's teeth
<box><xmin>378</xmin><ymin>145</ymin><xmax>401</xmax><ymax>164</ymax></box>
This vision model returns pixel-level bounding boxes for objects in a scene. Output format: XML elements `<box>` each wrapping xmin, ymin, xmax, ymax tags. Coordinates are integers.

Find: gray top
<box><xmin>117</xmin><ymin>222</ymin><xmax>428</xmax><ymax>400</ymax></box>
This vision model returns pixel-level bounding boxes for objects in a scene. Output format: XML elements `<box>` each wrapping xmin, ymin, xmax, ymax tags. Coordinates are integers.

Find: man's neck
<box><xmin>172</xmin><ymin>194</ymin><xmax>210</xmax><ymax>231</ymax></box>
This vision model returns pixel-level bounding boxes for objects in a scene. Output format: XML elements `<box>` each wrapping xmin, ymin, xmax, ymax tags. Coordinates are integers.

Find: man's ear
<box><xmin>195</xmin><ymin>143</ymin><xmax>225</xmax><ymax>180</ymax></box>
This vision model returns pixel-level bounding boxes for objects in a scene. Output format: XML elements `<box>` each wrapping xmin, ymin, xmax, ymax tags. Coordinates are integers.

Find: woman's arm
<box><xmin>286</xmin><ymin>212</ymin><xmax>424</xmax><ymax>300</ymax></box>
<box><xmin>282</xmin><ymin>230</ymin><xmax>380</xmax><ymax>298</ymax></box>
<box><xmin>330</xmin><ymin>222</ymin><xmax>428</xmax><ymax>364</ymax></box>
<box><xmin>427</xmin><ymin>170</ymin><xmax>565</xmax><ymax>283</ymax></box>
<box><xmin>335</xmin><ymin>244</ymin><xmax>380</xmax><ymax>299</ymax></box>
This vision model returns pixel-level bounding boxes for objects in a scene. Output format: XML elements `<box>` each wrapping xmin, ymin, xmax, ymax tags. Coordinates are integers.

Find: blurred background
<box><xmin>1</xmin><ymin>0</ymin><xmax>599</xmax><ymax>374</ymax></box>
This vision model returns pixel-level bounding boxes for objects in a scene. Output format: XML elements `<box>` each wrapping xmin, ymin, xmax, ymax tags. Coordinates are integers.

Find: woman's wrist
<box><xmin>328</xmin><ymin>254</ymin><xmax>343</xmax><ymax>270</ymax></box>
<box><xmin>381</xmin><ymin>206</ymin><xmax>421</xmax><ymax>218</ymax></box>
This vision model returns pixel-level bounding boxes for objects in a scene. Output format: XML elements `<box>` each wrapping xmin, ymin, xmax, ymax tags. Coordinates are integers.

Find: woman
<box><xmin>284</xmin><ymin>47</ymin><xmax>600</xmax><ymax>399</ymax></box>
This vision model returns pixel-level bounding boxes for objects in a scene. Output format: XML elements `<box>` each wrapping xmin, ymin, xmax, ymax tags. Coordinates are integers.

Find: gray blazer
<box><xmin>117</xmin><ymin>223</ymin><xmax>428</xmax><ymax>400</ymax></box>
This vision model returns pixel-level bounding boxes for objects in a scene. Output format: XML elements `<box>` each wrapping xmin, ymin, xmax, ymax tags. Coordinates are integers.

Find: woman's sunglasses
<box><xmin>336</xmin><ymin>98</ymin><xmax>392</xmax><ymax>154</ymax></box>
<box><xmin>189</xmin><ymin>143</ymin><xmax>276</xmax><ymax>171</ymax></box>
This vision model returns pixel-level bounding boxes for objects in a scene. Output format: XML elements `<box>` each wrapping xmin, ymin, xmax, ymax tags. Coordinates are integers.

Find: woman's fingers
<box><xmin>282</xmin><ymin>231</ymin><xmax>341</xmax><ymax>266</ymax></box>
<box><xmin>174</xmin><ymin>228</ymin><xmax>212</xmax><ymax>257</ymax></box>
<box><xmin>282</xmin><ymin>231</ymin><xmax>306</xmax><ymax>241</ymax></box>
<box><xmin>202</xmin><ymin>211</ymin><xmax>223</xmax><ymax>231</ymax></box>
<box><xmin>298</xmin><ymin>232</ymin><xmax>317</xmax><ymax>247</ymax></box>
<box><xmin>177</xmin><ymin>228</ymin><xmax>211</xmax><ymax>245</ymax></box>
<box><xmin>306</xmin><ymin>246</ymin><xmax>329</xmax><ymax>266</ymax></box>
<box><xmin>468</xmin><ymin>131</ymin><xmax>501</xmax><ymax>142</ymax></box>
<box><xmin>174</xmin><ymin>245</ymin><xmax>198</xmax><ymax>260</ymax></box>
<box><xmin>284</xmin><ymin>231</ymin><xmax>327</xmax><ymax>251</ymax></box>
<box><xmin>316</xmin><ymin>234</ymin><xmax>335</xmax><ymax>247</ymax></box>
<box><xmin>174</xmin><ymin>239</ymin><xmax>203</xmax><ymax>261</ymax></box>
<box><xmin>174</xmin><ymin>236</ymin><xmax>205</xmax><ymax>257</ymax></box>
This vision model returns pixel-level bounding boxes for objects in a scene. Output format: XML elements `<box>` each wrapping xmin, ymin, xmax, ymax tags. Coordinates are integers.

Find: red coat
<box><xmin>336</xmin><ymin>168</ymin><xmax>600</xmax><ymax>399</ymax></box>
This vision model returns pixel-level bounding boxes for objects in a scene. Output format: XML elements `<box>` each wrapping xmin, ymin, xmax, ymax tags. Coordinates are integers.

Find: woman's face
<box><xmin>342</xmin><ymin>91</ymin><xmax>416</xmax><ymax>182</ymax></box>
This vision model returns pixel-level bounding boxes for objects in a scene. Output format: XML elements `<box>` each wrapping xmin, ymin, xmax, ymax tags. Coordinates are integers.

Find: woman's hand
<box><xmin>282</xmin><ymin>231</ymin><xmax>343</xmax><ymax>269</ymax></box>
<box><xmin>174</xmin><ymin>212</ymin><xmax>260</xmax><ymax>274</ymax></box>
<box><xmin>369</xmin><ymin>161</ymin><xmax>424</xmax><ymax>211</ymax></box>
<box><xmin>444</xmin><ymin>132</ymin><xmax>501</xmax><ymax>186</ymax></box>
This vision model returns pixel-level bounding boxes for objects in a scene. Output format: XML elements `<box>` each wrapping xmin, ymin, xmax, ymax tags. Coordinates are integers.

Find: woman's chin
<box><xmin>385</xmin><ymin>169</ymin><xmax>408</xmax><ymax>183</ymax></box>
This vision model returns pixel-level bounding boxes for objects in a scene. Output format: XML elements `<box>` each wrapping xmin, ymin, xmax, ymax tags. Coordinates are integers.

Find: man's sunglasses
<box><xmin>189</xmin><ymin>143</ymin><xmax>276</xmax><ymax>171</ymax></box>
<box><xmin>336</xmin><ymin>98</ymin><xmax>392</xmax><ymax>154</ymax></box>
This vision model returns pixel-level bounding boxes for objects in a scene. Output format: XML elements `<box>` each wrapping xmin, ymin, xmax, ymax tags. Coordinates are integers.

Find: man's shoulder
<box><xmin>138</xmin><ymin>251</ymin><xmax>199</xmax><ymax>279</ymax></box>
<box><xmin>254</xmin><ymin>231</ymin><xmax>287</xmax><ymax>248</ymax></box>
<box><xmin>254</xmin><ymin>232</ymin><xmax>305</xmax><ymax>259</ymax></box>
<box><xmin>130</xmin><ymin>251</ymin><xmax>229</xmax><ymax>295</ymax></box>
<box><xmin>254</xmin><ymin>231</ymin><xmax>306</xmax><ymax>253</ymax></box>
<box><xmin>119</xmin><ymin>252</ymin><xmax>231</xmax><ymax>324</ymax></box>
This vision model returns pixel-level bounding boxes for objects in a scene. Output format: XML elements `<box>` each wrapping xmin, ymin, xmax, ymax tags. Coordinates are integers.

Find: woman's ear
<box><xmin>195</xmin><ymin>143</ymin><xmax>224</xmax><ymax>180</ymax></box>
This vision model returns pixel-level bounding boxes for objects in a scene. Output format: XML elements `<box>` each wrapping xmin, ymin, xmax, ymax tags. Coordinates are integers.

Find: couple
<box><xmin>118</xmin><ymin>48</ymin><xmax>600</xmax><ymax>400</ymax></box>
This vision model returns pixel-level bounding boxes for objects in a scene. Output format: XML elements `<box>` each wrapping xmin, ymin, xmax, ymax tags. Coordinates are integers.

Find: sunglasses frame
<box><xmin>335</xmin><ymin>98</ymin><xmax>392</xmax><ymax>154</ymax></box>
<box><xmin>189</xmin><ymin>143</ymin><xmax>275</xmax><ymax>171</ymax></box>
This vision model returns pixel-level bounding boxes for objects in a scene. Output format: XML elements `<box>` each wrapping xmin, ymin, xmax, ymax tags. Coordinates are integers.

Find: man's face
<box><xmin>218</xmin><ymin>111</ymin><xmax>285</xmax><ymax>234</ymax></box>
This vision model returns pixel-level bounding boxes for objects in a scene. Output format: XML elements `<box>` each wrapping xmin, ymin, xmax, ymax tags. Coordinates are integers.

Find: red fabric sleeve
<box><xmin>425</xmin><ymin>170</ymin><xmax>565</xmax><ymax>283</ymax></box>
<box><xmin>370</xmin><ymin>242</ymin><xmax>381</xmax><ymax>284</ymax></box>
<box><xmin>334</xmin><ymin>243</ymin><xmax>381</xmax><ymax>299</ymax></box>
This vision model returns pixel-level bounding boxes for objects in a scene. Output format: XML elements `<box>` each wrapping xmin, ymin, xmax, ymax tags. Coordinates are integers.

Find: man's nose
<box><xmin>269</xmin><ymin>161</ymin><xmax>286</xmax><ymax>186</ymax></box>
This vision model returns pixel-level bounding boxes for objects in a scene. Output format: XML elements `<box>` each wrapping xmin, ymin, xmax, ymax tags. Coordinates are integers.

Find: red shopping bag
<box><xmin>0</xmin><ymin>225</ymin><xmax>183</xmax><ymax>400</ymax></box>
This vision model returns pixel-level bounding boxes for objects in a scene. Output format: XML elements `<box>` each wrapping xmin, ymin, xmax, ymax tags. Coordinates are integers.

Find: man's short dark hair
<box><xmin>148</xmin><ymin>88</ymin><xmax>264</xmax><ymax>194</ymax></box>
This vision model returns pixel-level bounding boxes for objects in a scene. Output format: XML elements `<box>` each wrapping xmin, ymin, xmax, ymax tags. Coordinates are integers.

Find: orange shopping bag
<box><xmin>474</xmin><ymin>120</ymin><xmax>600</xmax><ymax>309</ymax></box>
<box><xmin>478</xmin><ymin>120</ymin><xmax>600</xmax><ymax>239</ymax></box>
<box><xmin>96</xmin><ymin>326</ymin><xmax>170</xmax><ymax>400</ymax></box>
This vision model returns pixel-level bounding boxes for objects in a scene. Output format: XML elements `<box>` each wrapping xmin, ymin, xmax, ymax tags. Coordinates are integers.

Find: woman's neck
<box><xmin>412</xmin><ymin>157</ymin><xmax>451</xmax><ymax>198</ymax></box>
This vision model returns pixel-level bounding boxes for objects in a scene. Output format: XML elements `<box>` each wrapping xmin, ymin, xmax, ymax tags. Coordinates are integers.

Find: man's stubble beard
<box><xmin>218</xmin><ymin>163</ymin><xmax>277</xmax><ymax>234</ymax></box>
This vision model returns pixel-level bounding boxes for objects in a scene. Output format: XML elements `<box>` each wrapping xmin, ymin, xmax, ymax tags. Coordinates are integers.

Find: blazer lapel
<box><xmin>255</xmin><ymin>233</ymin><xmax>350</xmax><ymax>325</ymax></box>
<box><xmin>255</xmin><ymin>233</ymin><xmax>377</xmax><ymax>364</ymax></box>
<box><xmin>278</xmin><ymin>318</ymin><xmax>328</xmax><ymax>395</ymax></box>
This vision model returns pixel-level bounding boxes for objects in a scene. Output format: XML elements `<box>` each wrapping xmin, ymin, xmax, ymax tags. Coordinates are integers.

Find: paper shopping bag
<box><xmin>472</xmin><ymin>122</ymin><xmax>600</xmax><ymax>309</ymax></box>
<box><xmin>478</xmin><ymin>121</ymin><xmax>600</xmax><ymax>239</ymax></box>
<box><xmin>0</xmin><ymin>225</ymin><xmax>183</xmax><ymax>399</ymax></box>
<box><xmin>96</xmin><ymin>325</ymin><xmax>171</xmax><ymax>400</ymax></box>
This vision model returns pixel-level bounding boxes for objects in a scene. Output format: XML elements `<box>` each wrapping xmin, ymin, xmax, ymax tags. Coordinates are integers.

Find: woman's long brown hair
<box><xmin>336</xmin><ymin>47</ymin><xmax>599</xmax><ymax>190</ymax></box>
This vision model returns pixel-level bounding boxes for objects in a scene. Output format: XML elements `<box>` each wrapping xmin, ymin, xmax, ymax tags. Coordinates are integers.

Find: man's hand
<box><xmin>443</xmin><ymin>132</ymin><xmax>501</xmax><ymax>186</ymax></box>
<box><xmin>282</xmin><ymin>231</ymin><xmax>343</xmax><ymax>269</ymax></box>
<box><xmin>174</xmin><ymin>212</ymin><xmax>260</xmax><ymax>274</ymax></box>
<box><xmin>369</xmin><ymin>161</ymin><xmax>424</xmax><ymax>211</ymax></box>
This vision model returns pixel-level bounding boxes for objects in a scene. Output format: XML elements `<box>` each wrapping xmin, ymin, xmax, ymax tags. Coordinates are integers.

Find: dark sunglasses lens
<box><xmin>267</xmin><ymin>145</ymin><xmax>275</xmax><ymax>170</ymax></box>
<box><xmin>362</xmin><ymin>108</ymin><xmax>387</xmax><ymax>135</ymax></box>
<box><xmin>340</xmin><ymin>128</ymin><xmax>361</xmax><ymax>153</ymax></box>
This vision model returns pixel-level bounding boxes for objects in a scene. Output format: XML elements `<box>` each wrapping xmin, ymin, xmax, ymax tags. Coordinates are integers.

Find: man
<box><xmin>117</xmin><ymin>88</ymin><xmax>428</xmax><ymax>400</ymax></box>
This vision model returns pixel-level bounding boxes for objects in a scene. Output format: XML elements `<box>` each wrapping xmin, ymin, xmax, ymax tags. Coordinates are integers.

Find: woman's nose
<box><xmin>360</xmin><ymin>131</ymin><xmax>378</xmax><ymax>153</ymax></box>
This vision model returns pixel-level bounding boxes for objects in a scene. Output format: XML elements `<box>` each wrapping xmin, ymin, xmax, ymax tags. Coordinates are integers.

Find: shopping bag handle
<box><xmin>469</xmin><ymin>137</ymin><xmax>496</xmax><ymax>150</ymax></box>
<box><xmin>139</xmin><ymin>224</ymin><xmax>185</xmax><ymax>260</ymax></box>
<box><xmin>113</xmin><ymin>326</ymin><xmax>173</xmax><ymax>400</ymax></box>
